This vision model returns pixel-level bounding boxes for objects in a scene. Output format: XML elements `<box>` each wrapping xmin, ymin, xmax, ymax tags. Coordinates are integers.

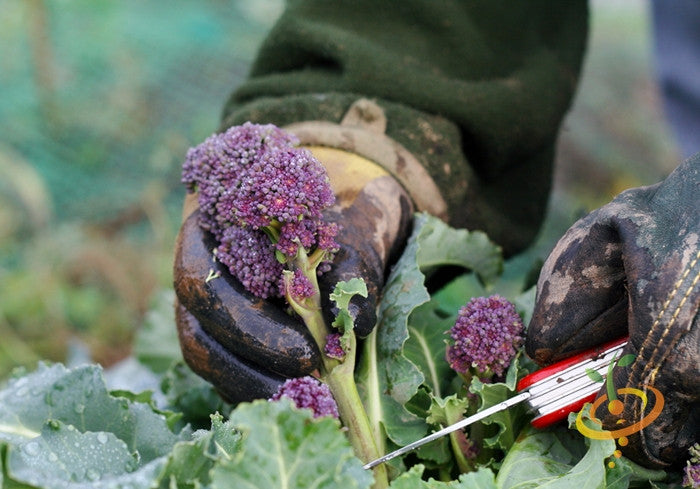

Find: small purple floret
<box><xmin>270</xmin><ymin>376</ymin><xmax>339</xmax><ymax>418</ymax></box>
<box><xmin>446</xmin><ymin>295</ymin><xmax>524</xmax><ymax>379</ymax></box>
<box><xmin>685</xmin><ymin>464</ymin><xmax>700</xmax><ymax>488</ymax></box>
<box><xmin>684</xmin><ymin>444</ymin><xmax>700</xmax><ymax>488</ymax></box>
<box><xmin>216</xmin><ymin>226</ymin><xmax>283</xmax><ymax>299</ymax></box>
<box><xmin>324</xmin><ymin>333</ymin><xmax>345</xmax><ymax>360</ymax></box>
<box><xmin>287</xmin><ymin>269</ymin><xmax>315</xmax><ymax>301</ymax></box>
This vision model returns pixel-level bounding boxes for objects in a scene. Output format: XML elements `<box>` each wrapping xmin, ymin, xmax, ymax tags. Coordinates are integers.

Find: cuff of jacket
<box><xmin>221</xmin><ymin>92</ymin><xmax>552</xmax><ymax>255</ymax></box>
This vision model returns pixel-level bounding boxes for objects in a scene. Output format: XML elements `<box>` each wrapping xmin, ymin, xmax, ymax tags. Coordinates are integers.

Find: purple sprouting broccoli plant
<box><xmin>181</xmin><ymin>122</ymin><xmax>339</xmax><ymax>299</ymax></box>
<box><xmin>684</xmin><ymin>444</ymin><xmax>700</xmax><ymax>488</ymax></box>
<box><xmin>182</xmin><ymin>123</ymin><xmax>387</xmax><ymax>485</ymax></box>
<box><xmin>270</xmin><ymin>376</ymin><xmax>339</xmax><ymax>419</ymax></box>
<box><xmin>447</xmin><ymin>295</ymin><xmax>524</xmax><ymax>380</ymax></box>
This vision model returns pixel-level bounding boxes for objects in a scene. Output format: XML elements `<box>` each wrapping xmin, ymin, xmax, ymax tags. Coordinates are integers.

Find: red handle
<box><xmin>528</xmin><ymin>396</ymin><xmax>598</xmax><ymax>429</ymax></box>
<box><xmin>517</xmin><ymin>336</ymin><xmax>629</xmax><ymax>428</ymax></box>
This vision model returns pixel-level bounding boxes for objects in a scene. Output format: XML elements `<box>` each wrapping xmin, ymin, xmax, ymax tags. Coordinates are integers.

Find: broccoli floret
<box><xmin>270</xmin><ymin>376</ymin><xmax>339</xmax><ymax>419</ymax></box>
<box><xmin>216</xmin><ymin>225</ymin><xmax>283</xmax><ymax>299</ymax></box>
<box><xmin>446</xmin><ymin>295</ymin><xmax>524</xmax><ymax>380</ymax></box>
<box><xmin>323</xmin><ymin>333</ymin><xmax>345</xmax><ymax>360</ymax></box>
<box><xmin>181</xmin><ymin>122</ymin><xmax>338</xmax><ymax>298</ymax></box>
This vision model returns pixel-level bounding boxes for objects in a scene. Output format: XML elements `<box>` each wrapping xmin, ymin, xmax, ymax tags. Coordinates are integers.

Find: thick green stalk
<box><xmin>362</xmin><ymin>327</ymin><xmax>387</xmax><ymax>463</ymax></box>
<box><xmin>284</xmin><ymin>248</ymin><xmax>388</xmax><ymax>488</ymax></box>
<box><xmin>324</xmin><ymin>335</ymin><xmax>388</xmax><ymax>487</ymax></box>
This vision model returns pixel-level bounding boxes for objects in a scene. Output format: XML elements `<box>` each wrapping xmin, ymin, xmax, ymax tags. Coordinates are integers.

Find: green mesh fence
<box><xmin>0</xmin><ymin>0</ymin><xmax>282</xmax><ymax>222</ymax></box>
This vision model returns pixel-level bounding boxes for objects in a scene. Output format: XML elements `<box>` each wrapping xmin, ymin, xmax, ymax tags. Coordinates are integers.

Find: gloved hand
<box><xmin>174</xmin><ymin>143</ymin><xmax>414</xmax><ymax>403</ymax></box>
<box><xmin>526</xmin><ymin>156</ymin><xmax>699</xmax><ymax>469</ymax></box>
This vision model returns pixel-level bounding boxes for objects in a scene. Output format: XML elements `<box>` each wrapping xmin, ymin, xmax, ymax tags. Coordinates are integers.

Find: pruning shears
<box><xmin>364</xmin><ymin>337</ymin><xmax>629</xmax><ymax>470</ymax></box>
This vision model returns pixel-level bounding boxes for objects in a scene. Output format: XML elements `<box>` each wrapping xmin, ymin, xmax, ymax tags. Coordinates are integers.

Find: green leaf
<box><xmin>615</xmin><ymin>354</ymin><xmax>636</xmax><ymax>368</ymax></box>
<box><xmin>611</xmin><ymin>456</ymin><xmax>667</xmax><ymax>487</ymax></box>
<box><xmin>585</xmin><ymin>368</ymin><xmax>605</xmax><ymax>383</ymax></box>
<box><xmin>496</xmin><ymin>407</ymin><xmax>618</xmax><ymax>489</ymax></box>
<box><xmin>133</xmin><ymin>289</ymin><xmax>182</xmax><ymax>374</ymax></box>
<box><xmin>6</xmin><ymin>420</ymin><xmax>167</xmax><ymax>489</ymax></box>
<box><xmin>388</xmin><ymin>464</ymin><xmax>497</xmax><ymax>488</ymax></box>
<box><xmin>210</xmin><ymin>399</ymin><xmax>372</xmax><ymax>489</ymax></box>
<box><xmin>160</xmin><ymin>361</ymin><xmax>228</xmax><ymax>431</ymax></box>
<box><xmin>158</xmin><ymin>413</ymin><xmax>242</xmax><ymax>489</ymax></box>
<box><xmin>495</xmin><ymin>427</ymin><xmax>589</xmax><ymax>488</ymax></box>
<box><xmin>0</xmin><ymin>444</ymin><xmax>5</xmax><ymax>489</ymax></box>
<box><xmin>426</xmin><ymin>395</ymin><xmax>470</xmax><ymax>431</ymax></box>
<box><xmin>331</xmin><ymin>278</ymin><xmax>368</xmax><ymax>352</ymax></box>
<box><xmin>413</xmin><ymin>216</ymin><xmax>502</xmax><ymax>285</ymax></box>
<box><xmin>357</xmin><ymin>215</ymin><xmax>432</xmax><ymax>449</ymax></box>
<box><xmin>0</xmin><ymin>363</ymin><xmax>181</xmax><ymax>463</ymax></box>
<box><xmin>425</xmin><ymin>394</ymin><xmax>474</xmax><ymax>473</ymax></box>
<box><xmin>330</xmin><ymin>277</ymin><xmax>368</xmax><ymax>318</ymax></box>
<box><xmin>403</xmin><ymin>303</ymin><xmax>455</xmax><ymax>399</ymax></box>
<box><xmin>358</xmin><ymin>213</ymin><xmax>505</xmax><ymax>450</ymax></box>
<box><xmin>468</xmin><ymin>355</ymin><xmax>530</xmax><ymax>455</ymax></box>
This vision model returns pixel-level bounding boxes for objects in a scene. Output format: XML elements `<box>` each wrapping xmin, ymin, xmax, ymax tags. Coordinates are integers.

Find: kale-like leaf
<box><xmin>211</xmin><ymin>398</ymin><xmax>372</xmax><ymax>489</ymax></box>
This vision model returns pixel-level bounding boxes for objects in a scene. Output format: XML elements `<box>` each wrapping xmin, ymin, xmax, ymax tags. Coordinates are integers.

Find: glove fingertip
<box><xmin>176</xmin><ymin>302</ymin><xmax>285</xmax><ymax>403</ymax></box>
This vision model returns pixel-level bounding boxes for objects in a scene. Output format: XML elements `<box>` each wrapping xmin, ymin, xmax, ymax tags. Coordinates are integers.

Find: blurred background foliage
<box><xmin>0</xmin><ymin>0</ymin><xmax>682</xmax><ymax>378</ymax></box>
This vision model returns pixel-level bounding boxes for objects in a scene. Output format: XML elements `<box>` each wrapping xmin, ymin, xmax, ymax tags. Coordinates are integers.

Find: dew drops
<box><xmin>97</xmin><ymin>432</ymin><xmax>109</xmax><ymax>445</ymax></box>
<box><xmin>15</xmin><ymin>386</ymin><xmax>29</xmax><ymax>397</ymax></box>
<box><xmin>86</xmin><ymin>469</ymin><xmax>101</xmax><ymax>481</ymax></box>
<box><xmin>23</xmin><ymin>441</ymin><xmax>40</xmax><ymax>456</ymax></box>
<box><xmin>48</xmin><ymin>452</ymin><xmax>58</xmax><ymax>462</ymax></box>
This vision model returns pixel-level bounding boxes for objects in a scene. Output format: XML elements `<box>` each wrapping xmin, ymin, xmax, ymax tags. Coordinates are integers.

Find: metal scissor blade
<box><xmin>363</xmin><ymin>391</ymin><xmax>532</xmax><ymax>470</ymax></box>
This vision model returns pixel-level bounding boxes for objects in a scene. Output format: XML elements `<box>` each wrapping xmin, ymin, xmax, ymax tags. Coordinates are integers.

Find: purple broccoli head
<box><xmin>270</xmin><ymin>376</ymin><xmax>339</xmax><ymax>418</ymax></box>
<box><xmin>446</xmin><ymin>295</ymin><xmax>524</xmax><ymax>379</ymax></box>
<box><xmin>181</xmin><ymin>122</ymin><xmax>338</xmax><ymax>298</ymax></box>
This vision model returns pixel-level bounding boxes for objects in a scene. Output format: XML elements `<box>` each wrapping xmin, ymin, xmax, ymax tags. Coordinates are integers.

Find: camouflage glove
<box><xmin>526</xmin><ymin>156</ymin><xmax>699</xmax><ymax>469</ymax></box>
<box><xmin>173</xmin><ymin>110</ymin><xmax>417</xmax><ymax>403</ymax></box>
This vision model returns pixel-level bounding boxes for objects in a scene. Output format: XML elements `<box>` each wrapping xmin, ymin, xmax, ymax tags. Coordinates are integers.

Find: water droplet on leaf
<box><xmin>23</xmin><ymin>442</ymin><xmax>40</xmax><ymax>456</ymax></box>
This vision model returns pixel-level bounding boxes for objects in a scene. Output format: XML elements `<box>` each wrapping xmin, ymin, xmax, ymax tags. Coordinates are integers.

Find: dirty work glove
<box><xmin>174</xmin><ymin>135</ymin><xmax>414</xmax><ymax>403</ymax></box>
<box><xmin>526</xmin><ymin>156</ymin><xmax>699</xmax><ymax>469</ymax></box>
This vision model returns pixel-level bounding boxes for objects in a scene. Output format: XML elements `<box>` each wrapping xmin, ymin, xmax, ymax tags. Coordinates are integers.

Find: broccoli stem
<box><xmin>325</xmin><ymin>339</ymin><xmax>388</xmax><ymax>488</ymax></box>
<box><xmin>284</xmin><ymin>248</ymin><xmax>388</xmax><ymax>488</ymax></box>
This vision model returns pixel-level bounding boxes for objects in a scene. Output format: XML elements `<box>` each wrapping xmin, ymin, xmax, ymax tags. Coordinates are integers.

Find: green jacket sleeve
<box><xmin>222</xmin><ymin>0</ymin><xmax>589</xmax><ymax>254</ymax></box>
